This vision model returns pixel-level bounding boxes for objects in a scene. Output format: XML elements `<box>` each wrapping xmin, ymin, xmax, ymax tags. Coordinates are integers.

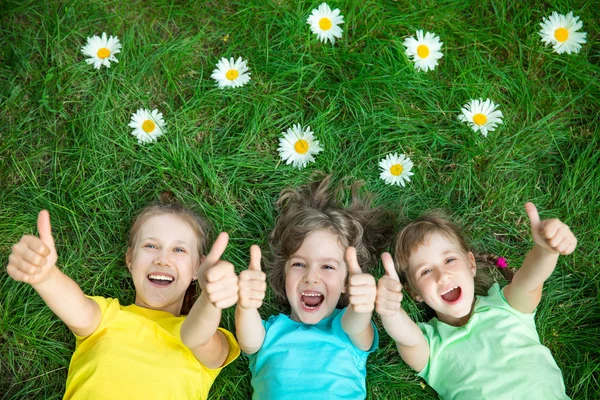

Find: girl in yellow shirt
<box><xmin>7</xmin><ymin>199</ymin><xmax>241</xmax><ymax>399</ymax></box>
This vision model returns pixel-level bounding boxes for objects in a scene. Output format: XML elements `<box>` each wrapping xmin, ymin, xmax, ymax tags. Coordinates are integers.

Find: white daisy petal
<box><xmin>458</xmin><ymin>98</ymin><xmax>503</xmax><ymax>137</ymax></box>
<box><xmin>379</xmin><ymin>153</ymin><xmax>414</xmax><ymax>187</ymax></box>
<box><xmin>211</xmin><ymin>57</ymin><xmax>251</xmax><ymax>89</ymax></box>
<box><xmin>307</xmin><ymin>2</ymin><xmax>344</xmax><ymax>44</ymax></box>
<box><xmin>403</xmin><ymin>30</ymin><xmax>444</xmax><ymax>72</ymax></box>
<box><xmin>129</xmin><ymin>108</ymin><xmax>166</xmax><ymax>145</ymax></box>
<box><xmin>539</xmin><ymin>11</ymin><xmax>587</xmax><ymax>54</ymax></box>
<box><xmin>81</xmin><ymin>32</ymin><xmax>122</xmax><ymax>70</ymax></box>
<box><xmin>277</xmin><ymin>124</ymin><xmax>323</xmax><ymax>169</ymax></box>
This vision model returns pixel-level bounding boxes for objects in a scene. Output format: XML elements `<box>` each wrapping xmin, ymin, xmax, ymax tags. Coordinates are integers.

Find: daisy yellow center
<box><xmin>225</xmin><ymin>69</ymin><xmax>239</xmax><ymax>80</ymax></box>
<box><xmin>390</xmin><ymin>164</ymin><xmax>403</xmax><ymax>176</ymax></box>
<box><xmin>473</xmin><ymin>113</ymin><xmax>487</xmax><ymax>126</ymax></box>
<box><xmin>294</xmin><ymin>139</ymin><xmax>309</xmax><ymax>154</ymax></box>
<box><xmin>319</xmin><ymin>17</ymin><xmax>332</xmax><ymax>31</ymax></box>
<box><xmin>554</xmin><ymin>27</ymin><xmax>569</xmax><ymax>42</ymax></box>
<box><xmin>417</xmin><ymin>45</ymin><xmax>430</xmax><ymax>58</ymax></box>
<box><xmin>142</xmin><ymin>120</ymin><xmax>156</xmax><ymax>133</ymax></box>
<box><xmin>97</xmin><ymin>48</ymin><xmax>111</xmax><ymax>59</ymax></box>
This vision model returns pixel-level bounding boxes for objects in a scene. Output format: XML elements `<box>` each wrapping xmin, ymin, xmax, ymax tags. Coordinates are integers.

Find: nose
<box><xmin>435</xmin><ymin>268</ymin><xmax>450</xmax><ymax>284</ymax></box>
<box><xmin>154</xmin><ymin>250</ymin><xmax>171</xmax><ymax>267</ymax></box>
<box><xmin>302</xmin><ymin>267</ymin><xmax>320</xmax><ymax>284</ymax></box>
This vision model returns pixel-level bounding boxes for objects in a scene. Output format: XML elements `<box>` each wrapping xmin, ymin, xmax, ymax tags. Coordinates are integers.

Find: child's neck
<box><xmin>437</xmin><ymin>298</ymin><xmax>476</xmax><ymax>327</ymax></box>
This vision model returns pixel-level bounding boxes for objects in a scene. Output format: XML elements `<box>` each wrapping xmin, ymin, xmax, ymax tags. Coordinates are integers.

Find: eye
<box><xmin>174</xmin><ymin>247</ymin><xmax>186</xmax><ymax>253</ymax></box>
<box><xmin>445</xmin><ymin>257</ymin><xmax>456</xmax><ymax>264</ymax></box>
<box><xmin>144</xmin><ymin>243</ymin><xmax>157</xmax><ymax>249</ymax></box>
<box><xmin>291</xmin><ymin>262</ymin><xmax>305</xmax><ymax>268</ymax></box>
<box><xmin>322</xmin><ymin>265</ymin><xmax>335</xmax><ymax>270</ymax></box>
<box><xmin>420</xmin><ymin>268</ymin><xmax>432</xmax><ymax>277</ymax></box>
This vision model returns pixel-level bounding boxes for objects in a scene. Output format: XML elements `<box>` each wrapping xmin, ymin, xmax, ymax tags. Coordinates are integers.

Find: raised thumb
<box><xmin>37</xmin><ymin>210</ymin><xmax>55</xmax><ymax>249</ymax></box>
<box><xmin>381</xmin><ymin>252</ymin><xmax>400</xmax><ymax>282</ymax></box>
<box><xmin>248</xmin><ymin>245</ymin><xmax>262</xmax><ymax>271</ymax></box>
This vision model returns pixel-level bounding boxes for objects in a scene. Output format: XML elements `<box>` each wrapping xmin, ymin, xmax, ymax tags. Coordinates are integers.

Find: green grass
<box><xmin>1</xmin><ymin>0</ymin><xmax>599</xmax><ymax>398</ymax></box>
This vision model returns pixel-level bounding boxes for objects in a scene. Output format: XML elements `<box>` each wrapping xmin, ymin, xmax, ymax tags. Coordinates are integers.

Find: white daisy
<box><xmin>379</xmin><ymin>153</ymin><xmax>414</xmax><ymax>187</ymax></box>
<box><xmin>128</xmin><ymin>109</ymin><xmax>166</xmax><ymax>145</ymax></box>
<box><xmin>278</xmin><ymin>124</ymin><xmax>323</xmax><ymax>169</ymax></box>
<box><xmin>211</xmin><ymin>57</ymin><xmax>251</xmax><ymax>89</ymax></box>
<box><xmin>81</xmin><ymin>32</ymin><xmax>122</xmax><ymax>69</ymax></box>
<box><xmin>539</xmin><ymin>11</ymin><xmax>587</xmax><ymax>54</ymax></box>
<box><xmin>307</xmin><ymin>3</ymin><xmax>344</xmax><ymax>44</ymax></box>
<box><xmin>458</xmin><ymin>98</ymin><xmax>503</xmax><ymax>137</ymax></box>
<box><xmin>403</xmin><ymin>30</ymin><xmax>443</xmax><ymax>72</ymax></box>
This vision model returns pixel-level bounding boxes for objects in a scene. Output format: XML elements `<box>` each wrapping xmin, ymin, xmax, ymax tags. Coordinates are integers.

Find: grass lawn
<box><xmin>1</xmin><ymin>0</ymin><xmax>599</xmax><ymax>398</ymax></box>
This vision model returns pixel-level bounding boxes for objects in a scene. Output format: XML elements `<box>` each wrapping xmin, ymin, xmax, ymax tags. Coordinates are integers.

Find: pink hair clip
<box><xmin>496</xmin><ymin>257</ymin><xmax>508</xmax><ymax>269</ymax></box>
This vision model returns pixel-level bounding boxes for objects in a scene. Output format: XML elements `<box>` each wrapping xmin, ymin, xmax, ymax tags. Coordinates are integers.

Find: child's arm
<box><xmin>376</xmin><ymin>253</ymin><xmax>429</xmax><ymax>372</ymax></box>
<box><xmin>6</xmin><ymin>210</ymin><xmax>101</xmax><ymax>337</ymax></box>
<box><xmin>504</xmin><ymin>202</ymin><xmax>577</xmax><ymax>314</ymax></box>
<box><xmin>341</xmin><ymin>247</ymin><xmax>376</xmax><ymax>351</ymax></box>
<box><xmin>180</xmin><ymin>232</ymin><xmax>239</xmax><ymax>369</ymax></box>
<box><xmin>235</xmin><ymin>245</ymin><xmax>267</xmax><ymax>354</ymax></box>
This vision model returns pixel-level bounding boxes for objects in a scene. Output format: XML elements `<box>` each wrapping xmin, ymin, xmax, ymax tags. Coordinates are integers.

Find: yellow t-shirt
<box><xmin>63</xmin><ymin>296</ymin><xmax>240</xmax><ymax>400</ymax></box>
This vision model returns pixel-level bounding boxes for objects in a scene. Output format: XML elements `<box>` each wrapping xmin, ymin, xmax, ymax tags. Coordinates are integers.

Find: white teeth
<box><xmin>441</xmin><ymin>286</ymin><xmax>458</xmax><ymax>295</ymax></box>
<box><xmin>301</xmin><ymin>292</ymin><xmax>323</xmax><ymax>297</ymax></box>
<box><xmin>148</xmin><ymin>274</ymin><xmax>174</xmax><ymax>282</ymax></box>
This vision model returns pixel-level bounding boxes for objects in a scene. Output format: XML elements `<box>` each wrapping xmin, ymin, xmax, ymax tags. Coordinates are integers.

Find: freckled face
<box><xmin>127</xmin><ymin>214</ymin><xmax>200</xmax><ymax>315</ymax></box>
<box><xmin>285</xmin><ymin>230</ymin><xmax>347</xmax><ymax>325</ymax></box>
<box><xmin>406</xmin><ymin>233</ymin><xmax>476</xmax><ymax>326</ymax></box>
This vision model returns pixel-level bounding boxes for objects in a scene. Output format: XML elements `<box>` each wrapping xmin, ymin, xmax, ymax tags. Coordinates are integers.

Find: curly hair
<box><xmin>127</xmin><ymin>192</ymin><xmax>211</xmax><ymax>315</ymax></box>
<box><xmin>266</xmin><ymin>175</ymin><xmax>395</xmax><ymax>308</ymax></box>
<box><xmin>394</xmin><ymin>212</ymin><xmax>513</xmax><ymax>318</ymax></box>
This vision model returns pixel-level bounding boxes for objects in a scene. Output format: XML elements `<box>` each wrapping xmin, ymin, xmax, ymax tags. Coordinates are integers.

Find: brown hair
<box><xmin>266</xmin><ymin>175</ymin><xmax>395</xmax><ymax>308</ymax></box>
<box><xmin>394</xmin><ymin>213</ymin><xmax>513</xmax><ymax>312</ymax></box>
<box><xmin>127</xmin><ymin>192</ymin><xmax>211</xmax><ymax>315</ymax></box>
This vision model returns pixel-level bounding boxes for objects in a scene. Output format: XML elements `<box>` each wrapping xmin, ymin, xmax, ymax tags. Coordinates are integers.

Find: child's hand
<box><xmin>199</xmin><ymin>232</ymin><xmax>239</xmax><ymax>309</ymax></box>
<box><xmin>376</xmin><ymin>253</ymin><xmax>403</xmax><ymax>317</ymax></box>
<box><xmin>7</xmin><ymin>210</ymin><xmax>58</xmax><ymax>285</ymax></box>
<box><xmin>525</xmin><ymin>202</ymin><xmax>577</xmax><ymax>255</ymax></box>
<box><xmin>345</xmin><ymin>247</ymin><xmax>376</xmax><ymax>313</ymax></box>
<box><xmin>238</xmin><ymin>245</ymin><xmax>266</xmax><ymax>309</ymax></box>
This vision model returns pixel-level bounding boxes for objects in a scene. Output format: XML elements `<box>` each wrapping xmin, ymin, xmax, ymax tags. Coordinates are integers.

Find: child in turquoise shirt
<box><xmin>235</xmin><ymin>175</ymin><xmax>393</xmax><ymax>399</ymax></box>
<box><xmin>376</xmin><ymin>203</ymin><xmax>576</xmax><ymax>399</ymax></box>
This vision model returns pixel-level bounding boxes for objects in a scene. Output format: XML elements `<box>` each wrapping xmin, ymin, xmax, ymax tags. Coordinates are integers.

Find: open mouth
<box><xmin>147</xmin><ymin>273</ymin><xmax>175</xmax><ymax>287</ymax></box>
<box><xmin>300</xmin><ymin>291</ymin><xmax>324</xmax><ymax>310</ymax></box>
<box><xmin>441</xmin><ymin>286</ymin><xmax>461</xmax><ymax>303</ymax></box>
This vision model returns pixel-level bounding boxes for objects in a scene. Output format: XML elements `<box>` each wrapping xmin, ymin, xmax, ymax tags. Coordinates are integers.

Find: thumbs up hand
<box><xmin>199</xmin><ymin>232</ymin><xmax>239</xmax><ymax>309</ymax></box>
<box><xmin>7</xmin><ymin>210</ymin><xmax>59</xmax><ymax>285</ymax></box>
<box><xmin>346</xmin><ymin>247</ymin><xmax>377</xmax><ymax>314</ymax></box>
<box><xmin>238</xmin><ymin>245</ymin><xmax>266</xmax><ymax>310</ymax></box>
<box><xmin>525</xmin><ymin>203</ymin><xmax>577</xmax><ymax>256</ymax></box>
<box><xmin>376</xmin><ymin>253</ymin><xmax>404</xmax><ymax>317</ymax></box>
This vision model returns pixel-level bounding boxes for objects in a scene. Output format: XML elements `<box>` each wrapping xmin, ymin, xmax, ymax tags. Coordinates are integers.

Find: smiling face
<box><xmin>285</xmin><ymin>229</ymin><xmax>347</xmax><ymax>324</ymax></box>
<box><xmin>126</xmin><ymin>214</ymin><xmax>201</xmax><ymax>316</ymax></box>
<box><xmin>405</xmin><ymin>232</ymin><xmax>477</xmax><ymax>326</ymax></box>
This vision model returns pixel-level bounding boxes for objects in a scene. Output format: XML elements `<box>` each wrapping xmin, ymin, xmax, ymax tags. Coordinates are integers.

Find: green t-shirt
<box><xmin>418</xmin><ymin>283</ymin><xmax>569</xmax><ymax>400</ymax></box>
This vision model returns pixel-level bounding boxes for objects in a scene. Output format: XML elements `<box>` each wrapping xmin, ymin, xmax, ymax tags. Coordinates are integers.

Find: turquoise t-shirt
<box><xmin>418</xmin><ymin>283</ymin><xmax>569</xmax><ymax>400</ymax></box>
<box><xmin>247</xmin><ymin>307</ymin><xmax>378</xmax><ymax>400</ymax></box>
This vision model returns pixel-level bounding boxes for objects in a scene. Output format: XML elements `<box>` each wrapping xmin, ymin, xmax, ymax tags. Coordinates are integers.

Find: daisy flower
<box><xmin>458</xmin><ymin>98</ymin><xmax>503</xmax><ymax>137</ymax></box>
<box><xmin>307</xmin><ymin>3</ymin><xmax>344</xmax><ymax>44</ymax></box>
<box><xmin>211</xmin><ymin>57</ymin><xmax>251</xmax><ymax>89</ymax></box>
<box><xmin>128</xmin><ymin>109</ymin><xmax>166</xmax><ymax>145</ymax></box>
<box><xmin>81</xmin><ymin>32</ymin><xmax>122</xmax><ymax>69</ymax></box>
<box><xmin>539</xmin><ymin>11</ymin><xmax>587</xmax><ymax>54</ymax></box>
<box><xmin>403</xmin><ymin>30</ymin><xmax>443</xmax><ymax>72</ymax></box>
<box><xmin>379</xmin><ymin>153</ymin><xmax>414</xmax><ymax>187</ymax></box>
<box><xmin>278</xmin><ymin>124</ymin><xmax>323</xmax><ymax>169</ymax></box>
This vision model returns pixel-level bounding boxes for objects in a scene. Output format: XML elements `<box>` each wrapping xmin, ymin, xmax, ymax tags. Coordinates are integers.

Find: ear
<box><xmin>125</xmin><ymin>249</ymin><xmax>133</xmax><ymax>272</ymax></box>
<box><xmin>468</xmin><ymin>251</ymin><xmax>476</xmax><ymax>277</ymax></box>
<box><xmin>193</xmin><ymin>255</ymin><xmax>205</xmax><ymax>280</ymax></box>
<box><xmin>405</xmin><ymin>282</ymin><xmax>422</xmax><ymax>302</ymax></box>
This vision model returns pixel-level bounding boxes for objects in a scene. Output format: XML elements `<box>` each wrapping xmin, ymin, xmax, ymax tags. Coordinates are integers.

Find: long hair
<box><xmin>266</xmin><ymin>175</ymin><xmax>395</xmax><ymax>308</ymax></box>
